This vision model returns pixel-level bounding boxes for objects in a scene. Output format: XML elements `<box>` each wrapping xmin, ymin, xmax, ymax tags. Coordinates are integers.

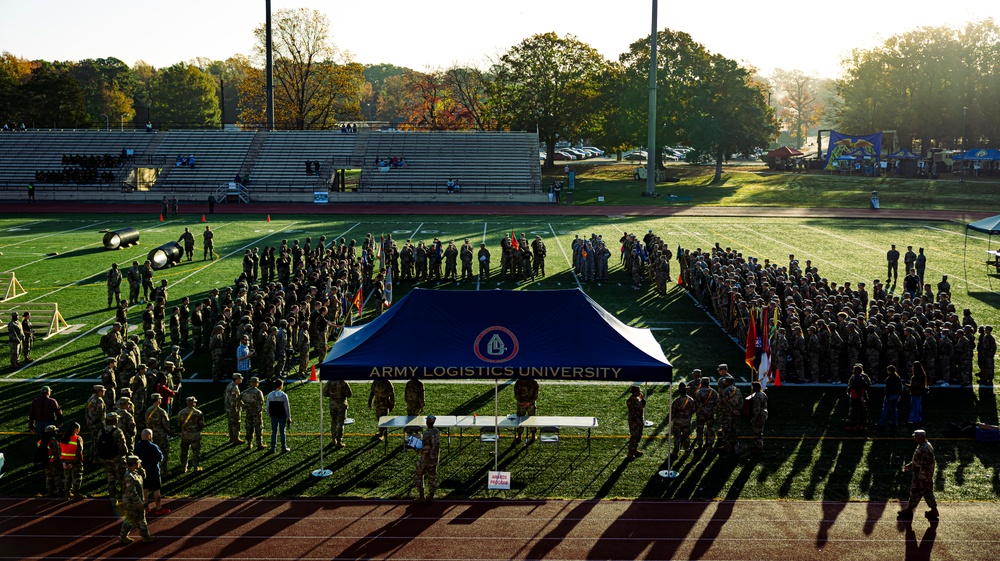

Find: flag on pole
<box><xmin>511</xmin><ymin>229</ymin><xmax>519</xmax><ymax>251</ymax></box>
<box><xmin>745</xmin><ymin>310</ymin><xmax>758</xmax><ymax>372</ymax></box>
<box><xmin>352</xmin><ymin>286</ymin><xmax>363</xmax><ymax>317</ymax></box>
<box><xmin>384</xmin><ymin>266</ymin><xmax>393</xmax><ymax>307</ymax></box>
<box><xmin>378</xmin><ymin>235</ymin><xmax>385</xmax><ymax>270</ymax></box>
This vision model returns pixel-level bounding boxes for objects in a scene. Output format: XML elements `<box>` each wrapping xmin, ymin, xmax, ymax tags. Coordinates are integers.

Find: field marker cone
<box><xmin>159</xmin><ymin>214</ymin><xmax>164</xmax><ymax>222</ymax></box>
<box><xmin>201</xmin><ymin>214</ymin><xmax>206</xmax><ymax>223</ymax></box>
<box><xmin>773</xmin><ymin>369</ymin><xmax>782</xmax><ymax>387</ymax></box>
<box><xmin>266</xmin><ymin>215</ymin><xmax>271</xmax><ymax>223</ymax></box>
<box><xmin>308</xmin><ymin>364</ymin><xmax>318</xmax><ymax>382</ymax></box>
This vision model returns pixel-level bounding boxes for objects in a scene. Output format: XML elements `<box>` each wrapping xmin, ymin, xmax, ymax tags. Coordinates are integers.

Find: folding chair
<box><xmin>479</xmin><ymin>426</ymin><xmax>499</xmax><ymax>454</ymax></box>
<box><xmin>538</xmin><ymin>426</ymin><xmax>559</xmax><ymax>455</ymax></box>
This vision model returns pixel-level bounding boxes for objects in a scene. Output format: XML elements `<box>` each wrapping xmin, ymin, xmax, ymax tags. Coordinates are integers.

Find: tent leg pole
<box><xmin>312</xmin><ymin>378</ymin><xmax>331</xmax><ymax>478</ymax></box>
<box><xmin>494</xmin><ymin>379</ymin><xmax>499</xmax><ymax>472</ymax></box>
<box><xmin>660</xmin><ymin>376</ymin><xmax>678</xmax><ymax>480</ymax></box>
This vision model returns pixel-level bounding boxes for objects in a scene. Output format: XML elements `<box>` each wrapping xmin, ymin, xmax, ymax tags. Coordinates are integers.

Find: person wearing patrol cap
<box><xmin>8</xmin><ymin>311</ymin><xmax>24</xmax><ymax>368</ymax></box>
<box><xmin>102</xmin><ymin>357</ymin><xmax>118</xmax><ymax>409</ymax></box>
<box><xmin>224</xmin><ymin>373</ymin><xmax>246</xmax><ymax>444</ymax></box>
<box><xmin>145</xmin><ymin>392</ymin><xmax>172</xmax><ymax>478</ymax></box>
<box><xmin>898</xmin><ymin>429</ymin><xmax>938</xmax><ymax>520</ymax></box>
<box><xmin>717</xmin><ymin>370</ymin><xmax>743</xmax><ymax>454</ymax></box>
<box><xmin>176</xmin><ymin>396</ymin><xmax>205</xmax><ymax>472</ymax></box>
<box><xmin>414</xmin><ymin>413</ymin><xmax>441</xmax><ymax>503</ymax></box>
<box><xmin>86</xmin><ymin>385</ymin><xmax>108</xmax><ymax>457</ymax></box>
<box><xmin>38</xmin><ymin>423</ymin><xmax>63</xmax><ymax>497</ymax></box>
<box><xmin>694</xmin><ymin>376</ymin><xmax>719</xmax><ymax>451</ymax></box>
<box><xmin>97</xmin><ymin>412</ymin><xmax>128</xmax><ymax>505</ymax></box>
<box><xmin>116</xmin><ymin>396</ymin><xmax>137</xmax><ymax>453</ymax></box>
<box><xmin>670</xmin><ymin>380</ymin><xmax>695</xmax><ymax>458</ymax></box>
<box><xmin>626</xmin><ymin>385</ymin><xmax>646</xmax><ymax>460</ymax></box>
<box><xmin>119</xmin><ymin>454</ymin><xmax>157</xmax><ymax>543</ymax></box>
<box><xmin>241</xmin><ymin>376</ymin><xmax>266</xmax><ymax>450</ymax></box>
<box><xmin>142</xmin><ymin>329</ymin><xmax>160</xmax><ymax>368</ymax></box>
<box><xmin>980</xmin><ymin>326</ymin><xmax>996</xmax><ymax>385</ymax></box>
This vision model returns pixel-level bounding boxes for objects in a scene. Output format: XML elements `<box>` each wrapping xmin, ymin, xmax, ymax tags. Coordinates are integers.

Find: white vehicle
<box><xmin>633</xmin><ymin>166</ymin><xmax>668</xmax><ymax>182</ymax></box>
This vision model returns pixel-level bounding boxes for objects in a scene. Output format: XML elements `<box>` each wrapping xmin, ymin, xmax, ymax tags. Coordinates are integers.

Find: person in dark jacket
<box><xmin>877</xmin><ymin>365</ymin><xmax>903</xmax><ymax>430</ymax></box>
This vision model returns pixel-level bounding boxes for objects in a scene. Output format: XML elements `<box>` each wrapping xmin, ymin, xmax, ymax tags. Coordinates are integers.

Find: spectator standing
<box><xmin>236</xmin><ymin>335</ymin><xmax>254</xmax><ymax>380</ymax></box>
<box><xmin>28</xmin><ymin>386</ymin><xmax>63</xmax><ymax>436</ymax></box>
<box><xmin>878</xmin><ymin>365</ymin><xmax>903</xmax><ymax>430</ymax></box>
<box><xmin>846</xmin><ymin>364</ymin><xmax>872</xmax><ymax>431</ymax></box>
<box><xmin>266</xmin><ymin>379</ymin><xmax>291</xmax><ymax>453</ymax></box>
<box><xmin>133</xmin><ymin>429</ymin><xmax>169</xmax><ymax>515</ymax></box>
<box><xmin>907</xmin><ymin>361</ymin><xmax>928</xmax><ymax>426</ymax></box>
<box><xmin>27</xmin><ymin>182</ymin><xmax>34</xmax><ymax>202</ymax></box>
<box><xmin>60</xmin><ymin>422</ymin><xmax>85</xmax><ymax>501</ymax></box>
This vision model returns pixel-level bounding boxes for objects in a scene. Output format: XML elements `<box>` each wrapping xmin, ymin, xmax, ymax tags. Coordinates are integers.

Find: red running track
<box><xmin>0</xmin><ymin>497</ymin><xmax>993</xmax><ymax>560</ymax></box>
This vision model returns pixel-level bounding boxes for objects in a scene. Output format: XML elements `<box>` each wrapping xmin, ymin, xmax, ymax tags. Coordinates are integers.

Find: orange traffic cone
<box><xmin>266</xmin><ymin>214</ymin><xmax>271</xmax><ymax>223</ymax></box>
<box><xmin>773</xmin><ymin>369</ymin><xmax>782</xmax><ymax>387</ymax></box>
<box><xmin>308</xmin><ymin>364</ymin><xmax>318</xmax><ymax>382</ymax></box>
<box><xmin>201</xmin><ymin>214</ymin><xmax>206</xmax><ymax>223</ymax></box>
<box><xmin>159</xmin><ymin>214</ymin><xmax>164</xmax><ymax>222</ymax></box>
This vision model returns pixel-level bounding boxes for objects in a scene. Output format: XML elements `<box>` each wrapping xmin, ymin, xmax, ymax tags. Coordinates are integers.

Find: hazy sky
<box><xmin>3</xmin><ymin>1</ymin><xmax>998</xmax><ymax>79</ymax></box>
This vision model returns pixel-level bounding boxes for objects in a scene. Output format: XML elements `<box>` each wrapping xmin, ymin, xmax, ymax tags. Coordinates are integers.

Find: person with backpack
<box><xmin>846</xmin><ymin>364</ymin><xmax>872</xmax><ymax>431</ymax></box>
<box><xmin>96</xmin><ymin>412</ymin><xmax>128</xmax><ymax>506</ymax></box>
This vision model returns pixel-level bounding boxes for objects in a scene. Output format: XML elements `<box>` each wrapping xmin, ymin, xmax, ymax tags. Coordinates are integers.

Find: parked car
<box><xmin>623</xmin><ymin>151</ymin><xmax>648</xmax><ymax>161</ymax></box>
<box><xmin>563</xmin><ymin>148</ymin><xmax>589</xmax><ymax>159</ymax></box>
<box><xmin>581</xmin><ymin>146</ymin><xmax>605</xmax><ymax>157</ymax></box>
<box><xmin>553</xmin><ymin>150</ymin><xmax>576</xmax><ymax>161</ymax></box>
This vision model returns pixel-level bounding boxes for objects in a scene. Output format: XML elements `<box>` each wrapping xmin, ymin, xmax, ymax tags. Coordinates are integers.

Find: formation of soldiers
<box><xmin>666</xmin><ymin>364</ymin><xmax>769</xmax><ymax>456</ymax></box>
<box><xmin>677</xmin><ymin>242</ymin><xmax>996</xmax><ymax>386</ymax></box>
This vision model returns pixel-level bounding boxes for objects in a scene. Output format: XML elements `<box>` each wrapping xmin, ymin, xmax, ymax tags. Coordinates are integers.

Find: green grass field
<box><xmin>552</xmin><ymin>163</ymin><xmax>1000</xmax><ymax>211</ymax></box>
<box><xmin>1</xmin><ymin>212</ymin><xmax>998</xmax><ymax>501</ymax></box>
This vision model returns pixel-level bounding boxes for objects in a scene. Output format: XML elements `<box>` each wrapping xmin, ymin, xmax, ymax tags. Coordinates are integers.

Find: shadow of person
<box><xmin>338</xmin><ymin>501</ymin><xmax>442</xmax><ymax>560</ymax></box>
<box><xmin>904</xmin><ymin>520</ymin><xmax>938</xmax><ymax>561</ymax></box>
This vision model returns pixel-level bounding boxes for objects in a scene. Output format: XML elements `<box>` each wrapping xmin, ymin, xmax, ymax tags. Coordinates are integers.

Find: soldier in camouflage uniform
<box><xmin>670</xmin><ymin>380</ymin><xmax>695</xmax><ymax>457</ymax></box>
<box><xmin>118</xmin><ymin>455</ymin><xmax>156</xmax><ymax>544</ymax></box>
<box><xmin>144</xmin><ymin>393</ymin><xmax>171</xmax><ymax>478</ymax></box>
<box><xmin>129</xmin><ymin>364</ymin><xmax>148</xmax><ymax>426</ymax></box>
<box><xmin>626</xmin><ymin>385</ymin><xmax>645</xmax><ymax>460</ymax></box>
<box><xmin>414</xmin><ymin>414</ymin><xmax>441</xmax><ymax>503</ymax></box>
<box><xmin>126</xmin><ymin>261</ymin><xmax>142</xmax><ymax>305</ymax></box>
<box><xmin>142</xmin><ymin>330</ymin><xmax>160</xmax><ymax>366</ymax></box>
<box><xmin>806</xmin><ymin>325</ymin><xmax>822</xmax><ymax>383</ymax></box>
<box><xmin>116</xmin><ymin>397</ymin><xmax>137</xmax><ymax>454</ymax></box>
<box><xmin>404</xmin><ymin>378</ymin><xmax>424</xmax><ymax>436</ymax></box>
<box><xmin>717</xmin><ymin>367</ymin><xmax>743</xmax><ymax>454</ymax></box>
<box><xmin>241</xmin><ymin>377</ymin><xmax>266</xmax><ymax>450</ymax></box>
<box><xmin>140</xmin><ymin>260</ymin><xmax>154</xmax><ymax>302</ymax></box>
<box><xmin>323</xmin><ymin>379</ymin><xmax>352</xmax><ymax>449</ymax></box>
<box><xmin>224</xmin><ymin>373</ymin><xmax>245</xmax><ymax>444</ymax></box>
<box><xmin>164</xmin><ymin>345</ymin><xmax>185</xmax><ymax>385</ymax></box>
<box><xmin>865</xmin><ymin>325</ymin><xmax>883</xmax><ymax>382</ymax></box>
<box><xmin>260</xmin><ymin>326</ymin><xmax>277</xmax><ymax>380</ymax></box>
<box><xmin>898</xmin><ymin>429</ymin><xmax>938</xmax><ymax>520</ymax></box>
<box><xmin>8</xmin><ymin>312</ymin><xmax>24</xmax><ymax>368</ymax></box>
<box><xmin>749</xmin><ymin>381</ymin><xmax>768</xmax><ymax>451</ymax></box>
<box><xmin>85</xmin><ymin>385</ymin><xmax>107</xmax><ymax>459</ymax></box>
<box><xmin>275</xmin><ymin>319</ymin><xmax>289</xmax><ymax>377</ymax></box>
<box><xmin>101</xmin><ymin>357</ymin><xmax>118</xmax><ymax>409</ymax></box>
<box><xmin>693</xmin><ymin>377</ymin><xmax>718</xmax><ymax>450</ymax></box>
<box><xmin>978</xmin><ymin>326</ymin><xmax>996</xmax><ymax>384</ymax></box>
<box><xmin>39</xmin><ymin>425</ymin><xmax>63</xmax><ymax>497</ymax></box>
<box><xmin>100</xmin><ymin>322</ymin><xmax>125</xmax><ymax>361</ymax></box>
<box><xmin>106</xmin><ymin>262</ymin><xmax>123</xmax><ymax>308</ymax></box>
<box><xmin>368</xmin><ymin>379</ymin><xmax>395</xmax><ymax>440</ymax></box>
<box><xmin>513</xmin><ymin>377</ymin><xmax>539</xmax><ymax>443</ymax></box>
<box><xmin>97</xmin><ymin>412</ymin><xmax>127</xmax><ymax>505</ymax></box>
<box><xmin>210</xmin><ymin>325</ymin><xmax>226</xmax><ymax>382</ymax></box>
<box><xmin>292</xmin><ymin>324</ymin><xmax>310</xmax><ymax>379</ymax></box>
<box><xmin>118</xmin><ymin>339</ymin><xmax>138</xmax><ymax>389</ymax></box>
<box><xmin>176</xmin><ymin>396</ymin><xmax>205</xmax><ymax>472</ymax></box>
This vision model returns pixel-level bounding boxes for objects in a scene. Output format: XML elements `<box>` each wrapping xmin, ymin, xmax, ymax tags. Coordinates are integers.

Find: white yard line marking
<box><xmin>924</xmin><ymin>225</ymin><xmax>992</xmax><ymax>243</ymax></box>
<box><xmin>3</xmin><ymin>240</ymin><xmax>98</xmax><ymax>273</ymax></box>
<box><xmin>548</xmin><ymin>223</ymin><xmax>583</xmax><ymax>291</ymax></box>
<box><xmin>729</xmin><ymin>223</ymin><xmax>867</xmax><ymax>282</ymax></box>
<box><xmin>0</xmin><ymin>221</ymin><xmax>104</xmax><ymax>249</ymax></box>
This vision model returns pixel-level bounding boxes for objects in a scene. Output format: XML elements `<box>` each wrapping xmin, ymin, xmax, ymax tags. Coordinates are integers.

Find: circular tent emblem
<box><xmin>474</xmin><ymin>326</ymin><xmax>519</xmax><ymax>363</ymax></box>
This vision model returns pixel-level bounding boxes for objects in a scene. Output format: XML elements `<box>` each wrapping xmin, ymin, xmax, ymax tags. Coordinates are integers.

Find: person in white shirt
<box><xmin>266</xmin><ymin>379</ymin><xmax>292</xmax><ymax>453</ymax></box>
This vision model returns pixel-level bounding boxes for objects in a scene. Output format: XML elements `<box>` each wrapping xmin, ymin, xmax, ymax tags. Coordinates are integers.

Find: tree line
<box><xmin>8</xmin><ymin>10</ymin><xmax>990</xmax><ymax>167</ymax></box>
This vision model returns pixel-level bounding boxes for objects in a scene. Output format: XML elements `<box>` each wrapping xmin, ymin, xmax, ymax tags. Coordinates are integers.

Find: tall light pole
<box><xmin>265</xmin><ymin>0</ymin><xmax>275</xmax><ymax>131</ymax></box>
<box><xmin>960</xmin><ymin>106</ymin><xmax>967</xmax><ymax>183</ymax></box>
<box><xmin>120</xmin><ymin>114</ymin><xmax>126</xmax><ymax>132</ymax></box>
<box><xmin>102</xmin><ymin>114</ymin><xmax>109</xmax><ymax>131</ymax></box>
<box><xmin>645</xmin><ymin>0</ymin><xmax>658</xmax><ymax>195</ymax></box>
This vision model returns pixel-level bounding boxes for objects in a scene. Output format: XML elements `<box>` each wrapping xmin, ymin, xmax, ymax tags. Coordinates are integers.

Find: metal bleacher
<box><xmin>0</xmin><ymin>130</ymin><xmax>156</xmax><ymax>188</ymax></box>
<box><xmin>357</xmin><ymin>131</ymin><xmax>540</xmax><ymax>193</ymax></box>
<box><xmin>150</xmin><ymin>131</ymin><xmax>254</xmax><ymax>189</ymax></box>
<box><xmin>249</xmin><ymin>131</ymin><xmax>359</xmax><ymax>187</ymax></box>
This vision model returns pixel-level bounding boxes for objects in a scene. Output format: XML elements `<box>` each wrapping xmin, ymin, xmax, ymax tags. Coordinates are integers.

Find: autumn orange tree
<box><xmin>238</xmin><ymin>8</ymin><xmax>363</xmax><ymax>130</ymax></box>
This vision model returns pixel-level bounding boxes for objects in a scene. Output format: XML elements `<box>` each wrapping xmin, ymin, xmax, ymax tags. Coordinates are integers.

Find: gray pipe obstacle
<box><xmin>148</xmin><ymin>241</ymin><xmax>183</xmax><ymax>269</ymax></box>
<box><xmin>103</xmin><ymin>228</ymin><xmax>140</xmax><ymax>250</ymax></box>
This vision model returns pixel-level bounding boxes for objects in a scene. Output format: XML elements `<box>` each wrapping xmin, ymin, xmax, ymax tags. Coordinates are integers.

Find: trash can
<box><xmin>566</xmin><ymin>191</ymin><xmax>573</xmax><ymax>205</ymax></box>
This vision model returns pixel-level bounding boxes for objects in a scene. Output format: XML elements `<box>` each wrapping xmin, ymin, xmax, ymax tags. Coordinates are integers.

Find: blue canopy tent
<box><xmin>888</xmin><ymin>149</ymin><xmax>921</xmax><ymax>159</ymax></box>
<box><xmin>313</xmin><ymin>288</ymin><xmax>673</xmax><ymax>475</ymax></box>
<box><xmin>964</xmin><ymin>214</ymin><xmax>1000</xmax><ymax>290</ymax></box>
<box><xmin>962</xmin><ymin>148</ymin><xmax>1000</xmax><ymax>161</ymax></box>
<box><xmin>320</xmin><ymin>288</ymin><xmax>672</xmax><ymax>381</ymax></box>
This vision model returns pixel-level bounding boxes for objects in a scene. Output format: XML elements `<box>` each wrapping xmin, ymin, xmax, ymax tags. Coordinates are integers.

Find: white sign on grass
<box><xmin>488</xmin><ymin>471</ymin><xmax>511</xmax><ymax>490</ymax></box>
